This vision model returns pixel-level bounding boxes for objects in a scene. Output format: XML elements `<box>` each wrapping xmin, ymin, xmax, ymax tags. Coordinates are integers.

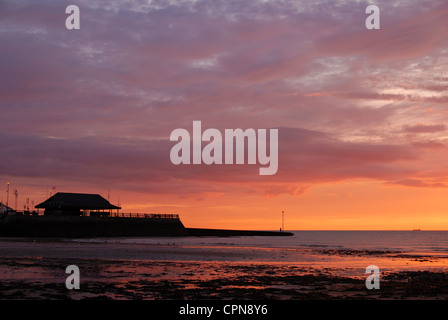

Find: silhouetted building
<box><xmin>0</xmin><ymin>202</ymin><xmax>13</xmax><ymax>214</ymax></box>
<box><xmin>35</xmin><ymin>192</ymin><xmax>120</xmax><ymax>216</ymax></box>
<box><xmin>1</xmin><ymin>192</ymin><xmax>292</xmax><ymax>238</ymax></box>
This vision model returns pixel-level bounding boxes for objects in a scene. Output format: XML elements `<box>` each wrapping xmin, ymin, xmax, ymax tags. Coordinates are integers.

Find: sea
<box><xmin>92</xmin><ymin>230</ymin><xmax>448</xmax><ymax>256</ymax></box>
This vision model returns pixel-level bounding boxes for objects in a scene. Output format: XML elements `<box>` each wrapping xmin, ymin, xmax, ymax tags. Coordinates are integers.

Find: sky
<box><xmin>1</xmin><ymin>0</ymin><xmax>448</xmax><ymax>230</ymax></box>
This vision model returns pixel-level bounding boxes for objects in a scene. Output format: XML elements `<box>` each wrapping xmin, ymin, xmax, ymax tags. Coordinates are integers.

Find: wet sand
<box><xmin>1</xmin><ymin>238</ymin><xmax>448</xmax><ymax>300</ymax></box>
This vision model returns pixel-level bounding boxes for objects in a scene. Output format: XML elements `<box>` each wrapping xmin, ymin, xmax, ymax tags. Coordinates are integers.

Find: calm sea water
<box><xmin>98</xmin><ymin>231</ymin><xmax>448</xmax><ymax>255</ymax></box>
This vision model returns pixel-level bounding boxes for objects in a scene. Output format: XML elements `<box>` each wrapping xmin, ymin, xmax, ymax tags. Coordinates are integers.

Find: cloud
<box><xmin>2</xmin><ymin>125</ymin><xmax>444</xmax><ymax>198</ymax></box>
<box><xmin>385</xmin><ymin>178</ymin><xmax>448</xmax><ymax>188</ymax></box>
<box><xmin>314</xmin><ymin>2</ymin><xmax>448</xmax><ymax>63</ymax></box>
<box><xmin>402</xmin><ymin>124</ymin><xmax>446</xmax><ymax>134</ymax></box>
<box><xmin>263</xmin><ymin>184</ymin><xmax>311</xmax><ymax>197</ymax></box>
<box><xmin>1</xmin><ymin>0</ymin><xmax>448</xmax><ymax>200</ymax></box>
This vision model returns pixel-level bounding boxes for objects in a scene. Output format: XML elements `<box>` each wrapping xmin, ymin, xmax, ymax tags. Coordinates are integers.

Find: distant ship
<box><xmin>412</xmin><ymin>228</ymin><xmax>421</xmax><ymax>231</ymax></box>
<box><xmin>0</xmin><ymin>192</ymin><xmax>293</xmax><ymax>238</ymax></box>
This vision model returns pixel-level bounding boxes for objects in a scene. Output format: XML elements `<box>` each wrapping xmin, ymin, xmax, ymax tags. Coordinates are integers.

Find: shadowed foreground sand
<box><xmin>1</xmin><ymin>238</ymin><xmax>448</xmax><ymax>300</ymax></box>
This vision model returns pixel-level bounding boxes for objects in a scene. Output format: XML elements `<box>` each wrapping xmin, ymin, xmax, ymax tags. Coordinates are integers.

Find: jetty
<box><xmin>186</xmin><ymin>228</ymin><xmax>291</xmax><ymax>237</ymax></box>
<box><xmin>0</xmin><ymin>192</ymin><xmax>293</xmax><ymax>238</ymax></box>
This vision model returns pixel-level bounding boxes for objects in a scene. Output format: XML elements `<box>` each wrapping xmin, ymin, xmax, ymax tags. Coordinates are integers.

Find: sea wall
<box><xmin>0</xmin><ymin>215</ymin><xmax>189</xmax><ymax>237</ymax></box>
<box><xmin>0</xmin><ymin>215</ymin><xmax>294</xmax><ymax>238</ymax></box>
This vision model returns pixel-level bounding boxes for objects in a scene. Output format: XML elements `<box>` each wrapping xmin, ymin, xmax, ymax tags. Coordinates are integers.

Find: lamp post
<box><xmin>6</xmin><ymin>181</ymin><xmax>10</xmax><ymax>210</ymax></box>
<box><xmin>282</xmin><ymin>211</ymin><xmax>285</xmax><ymax>232</ymax></box>
<box><xmin>14</xmin><ymin>189</ymin><xmax>18</xmax><ymax>212</ymax></box>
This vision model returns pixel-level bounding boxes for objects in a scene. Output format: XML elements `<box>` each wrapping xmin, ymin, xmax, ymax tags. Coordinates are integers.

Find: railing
<box><xmin>108</xmin><ymin>212</ymin><xmax>179</xmax><ymax>219</ymax></box>
<box><xmin>4</xmin><ymin>210</ymin><xmax>41</xmax><ymax>216</ymax></box>
<box><xmin>4</xmin><ymin>210</ymin><xmax>179</xmax><ymax>219</ymax></box>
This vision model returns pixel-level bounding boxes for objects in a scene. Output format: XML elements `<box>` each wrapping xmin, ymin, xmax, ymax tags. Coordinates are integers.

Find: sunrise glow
<box><xmin>1</xmin><ymin>0</ymin><xmax>448</xmax><ymax>230</ymax></box>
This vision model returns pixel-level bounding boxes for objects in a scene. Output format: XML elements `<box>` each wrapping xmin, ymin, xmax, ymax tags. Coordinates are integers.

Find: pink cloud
<box><xmin>402</xmin><ymin>124</ymin><xmax>446</xmax><ymax>134</ymax></box>
<box><xmin>315</xmin><ymin>3</ymin><xmax>448</xmax><ymax>62</ymax></box>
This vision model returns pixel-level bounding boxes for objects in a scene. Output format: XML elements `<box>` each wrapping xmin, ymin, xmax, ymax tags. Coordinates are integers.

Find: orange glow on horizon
<box><xmin>113</xmin><ymin>181</ymin><xmax>448</xmax><ymax>231</ymax></box>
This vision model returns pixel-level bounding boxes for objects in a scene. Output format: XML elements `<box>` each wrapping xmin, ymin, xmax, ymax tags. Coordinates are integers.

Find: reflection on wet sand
<box><xmin>1</xmin><ymin>238</ymin><xmax>448</xmax><ymax>300</ymax></box>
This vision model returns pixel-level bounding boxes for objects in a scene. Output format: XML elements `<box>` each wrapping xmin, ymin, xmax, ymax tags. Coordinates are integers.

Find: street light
<box><xmin>6</xmin><ymin>181</ymin><xmax>10</xmax><ymax>210</ymax></box>
<box><xmin>14</xmin><ymin>189</ymin><xmax>18</xmax><ymax>212</ymax></box>
<box><xmin>282</xmin><ymin>211</ymin><xmax>285</xmax><ymax>232</ymax></box>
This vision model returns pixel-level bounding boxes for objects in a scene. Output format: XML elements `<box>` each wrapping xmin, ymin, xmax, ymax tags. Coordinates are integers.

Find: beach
<box><xmin>1</xmin><ymin>233</ymin><xmax>448</xmax><ymax>300</ymax></box>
